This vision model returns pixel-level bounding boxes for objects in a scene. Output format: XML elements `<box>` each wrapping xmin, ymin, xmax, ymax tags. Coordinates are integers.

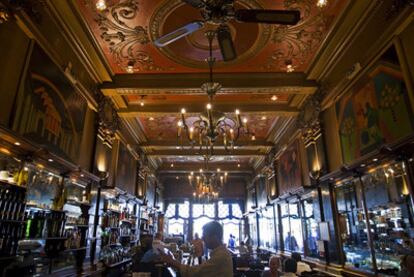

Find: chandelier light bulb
<box><xmin>224</xmin><ymin>172</ymin><xmax>228</xmax><ymax>176</ymax></box>
<box><xmin>217</xmin><ymin>168</ymin><xmax>221</xmax><ymax>172</ymax></box>
<box><xmin>140</xmin><ymin>101</ymin><xmax>144</xmax><ymax>107</ymax></box>
<box><xmin>177</xmin><ymin>121</ymin><xmax>183</xmax><ymax>127</ymax></box>
<box><xmin>199</xmin><ymin>169</ymin><xmax>203</xmax><ymax>173</ymax></box>
<box><xmin>170</xmin><ymin>163</ymin><xmax>174</xmax><ymax>168</ymax></box>
<box><xmin>206</xmin><ymin>103</ymin><xmax>212</xmax><ymax>110</ymax></box>
<box><xmin>235</xmin><ymin>109</ymin><xmax>240</xmax><ymax>115</ymax></box>
<box><xmin>190</xmin><ymin>127</ymin><xmax>194</xmax><ymax>132</ymax></box>
<box><xmin>271</xmin><ymin>95</ymin><xmax>278</xmax><ymax>101</ymax></box>
<box><xmin>317</xmin><ymin>0</ymin><xmax>328</xmax><ymax>7</ymax></box>
<box><xmin>191</xmin><ymin>171</ymin><xmax>194</xmax><ymax>176</ymax></box>
<box><xmin>251</xmin><ymin>135</ymin><xmax>256</xmax><ymax>141</ymax></box>
<box><xmin>181</xmin><ymin>108</ymin><xmax>186</xmax><ymax>114</ymax></box>
<box><xmin>96</xmin><ymin>0</ymin><xmax>107</xmax><ymax>11</ymax></box>
<box><xmin>243</xmin><ymin>118</ymin><xmax>248</xmax><ymax>124</ymax></box>
<box><xmin>237</xmin><ymin>163</ymin><xmax>241</xmax><ymax>168</ymax></box>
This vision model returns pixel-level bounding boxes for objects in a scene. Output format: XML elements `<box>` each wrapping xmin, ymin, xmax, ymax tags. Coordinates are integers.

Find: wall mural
<box><xmin>277</xmin><ymin>140</ymin><xmax>303</xmax><ymax>196</ymax></box>
<box><xmin>116</xmin><ymin>142</ymin><xmax>137</xmax><ymax>195</ymax></box>
<box><xmin>11</xmin><ymin>44</ymin><xmax>87</xmax><ymax>162</ymax></box>
<box><xmin>336</xmin><ymin>63</ymin><xmax>414</xmax><ymax>164</ymax></box>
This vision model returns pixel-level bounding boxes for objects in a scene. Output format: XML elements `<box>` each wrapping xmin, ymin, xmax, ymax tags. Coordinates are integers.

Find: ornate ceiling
<box><xmin>73</xmin><ymin>0</ymin><xmax>350</xmax><ymax>177</ymax></box>
<box><xmin>77</xmin><ymin>0</ymin><xmax>347</xmax><ymax>74</ymax></box>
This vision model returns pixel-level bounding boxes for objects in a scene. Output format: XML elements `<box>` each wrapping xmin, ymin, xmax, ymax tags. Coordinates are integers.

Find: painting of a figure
<box><xmin>11</xmin><ymin>44</ymin><xmax>87</xmax><ymax>162</ymax></box>
<box><xmin>336</xmin><ymin>63</ymin><xmax>413</xmax><ymax>164</ymax></box>
<box><xmin>116</xmin><ymin>142</ymin><xmax>137</xmax><ymax>195</ymax></box>
<box><xmin>277</xmin><ymin>140</ymin><xmax>302</xmax><ymax>196</ymax></box>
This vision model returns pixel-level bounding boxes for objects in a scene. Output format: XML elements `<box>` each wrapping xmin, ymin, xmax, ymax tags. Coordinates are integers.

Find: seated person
<box><xmin>399</xmin><ymin>254</ymin><xmax>414</xmax><ymax>277</ymax></box>
<box><xmin>261</xmin><ymin>255</ymin><xmax>281</xmax><ymax>277</ymax></box>
<box><xmin>281</xmin><ymin>258</ymin><xmax>297</xmax><ymax>277</ymax></box>
<box><xmin>160</xmin><ymin>221</ymin><xmax>233</xmax><ymax>277</ymax></box>
<box><xmin>237</xmin><ymin>241</ymin><xmax>249</xmax><ymax>255</ymax></box>
<box><xmin>291</xmin><ymin>252</ymin><xmax>311</xmax><ymax>275</ymax></box>
<box><xmin>152</xmin><ymin>232</ymin><xmax>166</xmax><ymax>254</ymax></box>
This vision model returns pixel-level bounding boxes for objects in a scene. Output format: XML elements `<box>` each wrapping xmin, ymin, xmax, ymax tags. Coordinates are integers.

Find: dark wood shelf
<box><xmin>66</xmin><ymin>224</ymin><xmax>89</xmax><ymax>228</ymax></box>
<box><xmin>105</xmin><ymin>258</ymin><xmax>131</xmax><ymax>268</ymax></box>
<box><xmin>64</xmin><ymin>247</ymin><xmax>88</xmax><ymax>253</ymax></box>
<box><xmin>0</xmin><ymin>219</ymin><xmax>26</xmax><ymax>223</ymax></box>
<box><xmin>0</xmin><ymin>180</ymin><xmax>27</xmax><ymax>190</ymax></box>
<box><xmin>65</xmin><ymin>199</ymin><xmax>92</xmax><ymax>208</ymax></box>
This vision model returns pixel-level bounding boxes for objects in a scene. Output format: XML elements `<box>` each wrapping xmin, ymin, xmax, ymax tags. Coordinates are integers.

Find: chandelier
<box><xmin>189</xmin><ymin>166</ymin><xmax>228</xmax><ymax>203</ymax></box>
<box><xmin>177</xmin><ymin>30</ymin><xmax>253</xmax><ymax>159</ymax></box>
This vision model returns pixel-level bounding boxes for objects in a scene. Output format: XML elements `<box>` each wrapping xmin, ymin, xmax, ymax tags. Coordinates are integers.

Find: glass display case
<box><xmin>335</xmin><ymin>178</ymin><xmax>374</xmax><ymax>272</ymax></box>
<box><xmin>363</xmin><ymin>161</ymin><xmax>414</xmax><ymax>275</ymax></box>
<box><xmin>335</xmin><ymin>160</ymin><xmax>414</xmax><ymax>275</ymax></box>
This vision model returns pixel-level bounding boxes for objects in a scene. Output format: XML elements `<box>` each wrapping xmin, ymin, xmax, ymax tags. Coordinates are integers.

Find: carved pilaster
<box><xmin>97</xmin><ymin>94</ymin><xmax>119</xmax><ymax>147</ymax></box>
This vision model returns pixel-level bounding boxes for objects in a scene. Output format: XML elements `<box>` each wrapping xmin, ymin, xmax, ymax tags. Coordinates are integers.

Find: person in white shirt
<box><xmin>280</xmin><ymin>258</ymin><xmax>297</xmax><ymax>277</ymax></box>
<box><xmin>237</xmin><ymin>241</ymin><xmax>249</xmax><ymax>255</ymax></box>
<box><xmin>160</xmin><ymin>221</ymin><xmax>233</xmax><ymax>277</ymax></box>
<box><xmin>291</xmin><ymin>252</ymin><xmax>312</xmax><ymax>275</ymax></box>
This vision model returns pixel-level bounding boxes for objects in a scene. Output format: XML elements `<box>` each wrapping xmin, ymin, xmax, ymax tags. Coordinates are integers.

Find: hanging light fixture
<box><xmin>177</xmin><ymin>30</ymin><xmax>252</xmax><ymax>159</ymax></box>
<box><xmin>188</xmin><ymin>158</ymin><xmax>228</xmax><ymax>203</ymax></box>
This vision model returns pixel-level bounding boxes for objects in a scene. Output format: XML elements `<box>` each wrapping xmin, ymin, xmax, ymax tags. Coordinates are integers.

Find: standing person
<box><xmin>261</xmin><ymin>255</ymin><xmax>281</xmax><ymax>277</ymax></box>
<box><xmin>160</xmin><ymin>221</ymin><xmax>233</xmax><ymax>277</ymax></box>
<box><xmin>228</xmin><ymin>234</ymin><xmax>236</xmax><ymax>250</ymax></box>
<box><xmin>284</xmin><ymin>232</ymin><xmax>298</xmax><ymax>251</ymax></box>
<box><xmin>191</xmin><ymin>233</ymin><xmax>204</xmax><ymax>265</ymax></box>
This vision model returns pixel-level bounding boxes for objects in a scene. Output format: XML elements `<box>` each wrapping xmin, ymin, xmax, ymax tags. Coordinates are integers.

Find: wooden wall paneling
<box><xmin>322</xmin><ymin>106</ymin><xmax>343</xmax><ymax>172</ymax></box>
<box><xmin>396</xmin><ymin>20</ymin><xmax>414</xmax><ymax>111</ymax></box>
<box><xmin>0</xmin><ymin>21</ymin><xmax>32</xmax><ymax>126</ymax></box>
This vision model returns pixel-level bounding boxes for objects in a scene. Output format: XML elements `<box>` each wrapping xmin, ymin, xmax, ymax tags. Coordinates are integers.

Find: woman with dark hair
<box><xmin>281</xmin><ymin>258</ymin><xmax>297</xmax><ymax>277</ymax></box>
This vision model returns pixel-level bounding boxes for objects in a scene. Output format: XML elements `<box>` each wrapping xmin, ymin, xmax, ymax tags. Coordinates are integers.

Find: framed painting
<box><xmin>115</xmin><ymin>142</ymin><xmax>137</xmax><ymax>195</ymax></box>
<box><xmin>277</xmin><ymin>139</ymin><xmax>303</xmax><ymax>197</ymax></box>
<box><xmin>336</xmin><ymin>61</ymin><xmax>414</xmax><ymax>164</ymax></box>
<box><xmin>11</xmin><ymin>44</ymin><xmax>87</xmax><ymax>162</ymax></box>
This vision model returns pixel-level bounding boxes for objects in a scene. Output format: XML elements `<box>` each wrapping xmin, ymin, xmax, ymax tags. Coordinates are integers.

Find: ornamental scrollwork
<box><xmin>262</xmin><ymin>0</ymin><xmax>331</xmax><ymax>71</ymax></box>
<box><xmin>87</xmin><ymin>0</ymin><xmax>167</xmax><ymax>72</ymax></box>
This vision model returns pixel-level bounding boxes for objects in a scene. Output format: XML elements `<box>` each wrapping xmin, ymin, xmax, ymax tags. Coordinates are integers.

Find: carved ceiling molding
<box><xmin>84</xmin><ymin>0</ymin><xmax>171</xmax><ymax>73</ymax></box>
<box><xmin>262</xmin><ymin>0</ymin><xmax>333</xmax><ymax>71</ymax></box>
<box><xmin>0</xmin><ymin>0</ymin><xmax>45</xmax><ymax>23</ymax></box>
<box><xmin>0</xmin><ymin>3</ymin><xmax>10</xmax><ymax>23</ymax></box>
<box><xmin>149</xmin><ymin>0</ymin><xmax>271</xmax><ymax>69</ymax></box>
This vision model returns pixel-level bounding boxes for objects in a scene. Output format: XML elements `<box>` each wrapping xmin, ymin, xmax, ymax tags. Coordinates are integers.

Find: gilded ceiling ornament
<box><xmin>262</xmin><ymin>0</ymin><xmax>331</xmax><ymax>71</ymax></box>
<box><xmin>91</xmin><ymin>0</ymin><xmax>168</xmax><ymax>72</ymax></box>
<box><xmin>0</xmin><ymin>4</ymin><xmax>9</xmax><ymax>23</ymax></box>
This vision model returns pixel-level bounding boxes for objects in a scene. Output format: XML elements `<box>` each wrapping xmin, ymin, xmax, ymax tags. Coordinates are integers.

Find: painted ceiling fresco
<box><xmin>137</xmin><ymin>113</ymin><xmax>277</xmax><ymax>142</ymax></box>
<box><xmin>77</xmin><ymin>0</ymin><xmax>348</xmax><ymax>74</ymax></box>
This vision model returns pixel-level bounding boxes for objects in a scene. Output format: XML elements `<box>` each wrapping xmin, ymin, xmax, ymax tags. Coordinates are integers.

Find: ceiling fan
<box><xmin>154</xmin><ymin>0</ymin><xmax>301</xmax><ymax>61</ymax></box>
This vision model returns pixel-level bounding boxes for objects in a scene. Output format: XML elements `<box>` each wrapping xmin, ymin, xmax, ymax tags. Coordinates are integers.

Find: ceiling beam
<box><xmin>157</xmin><ymin>163</ymin><xmax>254</xmax><ymax>174</ymax></box>
<box><xmin>140</xmin><ymin>140</ymin><xmax>274</xmax><ymax>148</ymax></box>
<box><xmin>145</xmin><ymin>149</ymin><xmax>267</xmax><ymax>156</ymax></box>
<box><xmin>101</xmin><ymin>72</ymin><xmax>317</xmax><ymax>94</ymax></box>
<box><xmin>117</xmin><ymin>103</ymin><xmax>299</xmax><ymax>117</ymax></box>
